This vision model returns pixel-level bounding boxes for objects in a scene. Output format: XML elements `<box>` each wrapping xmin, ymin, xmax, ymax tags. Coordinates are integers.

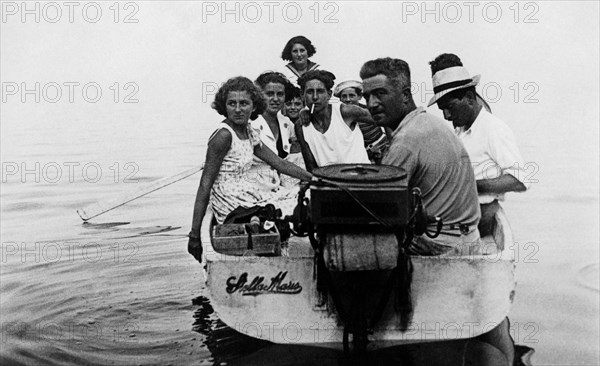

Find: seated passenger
<box><xmin>360</xmin><ymin>57</ymin><xmax>514</xmax><ymax>366</ymax></box>
<box><xmin>188</xmin><ymin>76</ymin><xmax>312</xmax><ymax>261</ymax></box>
<box><xmin>428</xmin><ymin>53</ymin><xmax>528</xmax><ymax>238</ymax></box>
<box><xmin>281</xmin><ymin>86</ymin><xmax>307</xmax><ymax>188</ymax></box>
<box><xmin>360</xmin><ymin>58</ymin><xmax>480</xmax><ymax>255</ymax></box>
<box><xmin>294</xmin><ymin>70</ymin><xmax>372</xmax><ymax>172</ymax></box>
<box><xmin>249</xmin><ymin>72</ymin><xmax>297</xmax><ymax>191</ymax></box>
<box><xmin>283</xmin><ymin>86</ymin><xmax>304</xmax><ymax>124</ymax></box>
<box><xmin>334</xmin><ymin>80</ymin><xmax>389</xmax><ymax>164</ymax></box>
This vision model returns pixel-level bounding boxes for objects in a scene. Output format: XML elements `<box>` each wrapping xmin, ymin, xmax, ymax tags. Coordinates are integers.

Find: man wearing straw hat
<box><xmin>428</xmin><ymin>54</ymin><xmax>528</xmax><ymax>237</ymax></box>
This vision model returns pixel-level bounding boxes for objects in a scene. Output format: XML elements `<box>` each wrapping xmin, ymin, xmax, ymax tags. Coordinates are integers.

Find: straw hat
<box><xmin>428</xmin><ymin>66</ymin><xmax>480</xmax><ymax>107</ymax></box>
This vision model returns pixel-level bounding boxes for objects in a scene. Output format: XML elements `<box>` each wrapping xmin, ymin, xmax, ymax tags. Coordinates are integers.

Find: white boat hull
<box><xmin>200</xmin><ymin>208</ymin><xmax>516</xmax><ymax>350</ymax></box>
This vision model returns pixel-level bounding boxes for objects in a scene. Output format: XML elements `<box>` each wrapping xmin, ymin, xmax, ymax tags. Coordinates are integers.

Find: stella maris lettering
<box><xmin>226</xmin><ymin>271</ymin><xmax>302</xmax><ymax>296</ymax></box>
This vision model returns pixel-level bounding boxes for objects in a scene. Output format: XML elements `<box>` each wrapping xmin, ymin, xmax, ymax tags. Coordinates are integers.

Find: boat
<box><xmin>198</xmin><ymin>165</ymin><xmax>516</xmax><ymax>351</ymax></box>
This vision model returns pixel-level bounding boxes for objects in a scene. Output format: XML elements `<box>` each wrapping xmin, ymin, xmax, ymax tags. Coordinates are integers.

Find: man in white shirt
<box><xmin>428</xmin><ymin>54</ymin><xmax>528</xmax><ymax>237</ymax></box>
<box><xmin>294</xmin><ymin>70</ymin><xmax>372</xmax><ymax>172</ymax></box>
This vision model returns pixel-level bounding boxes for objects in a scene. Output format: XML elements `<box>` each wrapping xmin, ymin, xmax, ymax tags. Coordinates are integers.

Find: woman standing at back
<box><xmin>281</xmin><ymin>35</ymin><xmax>320</xmax><ymax>87</ymax></box>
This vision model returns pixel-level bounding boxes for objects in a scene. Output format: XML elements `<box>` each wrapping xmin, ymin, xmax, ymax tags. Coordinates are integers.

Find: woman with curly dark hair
<box><xmin>281</xmin><ymin>35</ymin><xmax>320</xmax><ymax>86</ymax></box>
<box><xmin>187</xmin><ymin>76</ymin><xmax>311</xmax><ymax>262</ymax></box>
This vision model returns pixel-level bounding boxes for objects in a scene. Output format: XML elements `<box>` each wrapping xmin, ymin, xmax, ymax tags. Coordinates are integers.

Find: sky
<box><xmin>1</xmin><ymin>1</ymin><xmax>599</xmax><ymax>194</ymax></box>
<box><xmin>2</xmin><ymin>1</ymin><xmax>598</xmax><ymax>119</ymax></box>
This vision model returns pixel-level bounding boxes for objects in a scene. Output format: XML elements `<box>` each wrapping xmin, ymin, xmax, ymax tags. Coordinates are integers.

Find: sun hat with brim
<box><xmin>333</xmin><ymin>80</ymin><xmax>363</xmax><ymax>98</ymax></box>
<box><xmin>427</xmin><ymin>66</ymin><xmax>480</xmax><ymax>107</ymax></box>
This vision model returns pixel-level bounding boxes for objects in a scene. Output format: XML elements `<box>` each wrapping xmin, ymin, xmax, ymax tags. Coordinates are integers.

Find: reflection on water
<box><xmin>192</xmin><ymin>296</ymin><xmax>271</xmax><ymax>365</ymax></box>
<box><xmin>191</xmin><ymin>296</ymin><xmax>535</xmax><ymax>366</ymax></box>
<box><xmin>81</xmin><ymin>222</ymin><xmax>131</xmax><ymax>229</ymax></box>
<box><xmin>79</xmin><ymin>223</ymin><xmax>181</xmax><ymax>239</ymax></box>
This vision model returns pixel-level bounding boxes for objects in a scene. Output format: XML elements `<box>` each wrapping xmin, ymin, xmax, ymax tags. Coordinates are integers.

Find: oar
<box><xmin>76</xmin><ymin>166</ymin><xmax>203</xmax><ymax>221</ymax></box>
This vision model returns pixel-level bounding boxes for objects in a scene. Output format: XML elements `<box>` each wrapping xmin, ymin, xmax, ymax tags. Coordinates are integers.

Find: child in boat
<box><xmin>188</xmin><ymin>77</ymin><xmax>312</xmax><ymax>262</ymax></box>
<box><xmin>283</xmin><ymin>86</ymin><xmax>304</xmax><ymax>124</ymax></box>
<box><xmin>281</xmin><ymin>86</ymin><xmax>306</xmax><ymax>188</ymax></box>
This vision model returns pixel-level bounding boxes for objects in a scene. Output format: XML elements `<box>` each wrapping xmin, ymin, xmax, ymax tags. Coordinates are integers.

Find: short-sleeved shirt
<box><xmin>456</xmin><ymin>109</ymin><xmax>528</xmax><ymax>204</ymax></box>
<box><xmin>382</xmin><ymin>107</ymin><xmax>480</xmax><ymax>227</ymax></box>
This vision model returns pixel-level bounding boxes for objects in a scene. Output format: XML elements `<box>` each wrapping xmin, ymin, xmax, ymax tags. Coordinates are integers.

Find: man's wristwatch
<box><xmin>188</xmin><ymin>231</ymin><xmax>200</xmax><ymax>240</ymax></box>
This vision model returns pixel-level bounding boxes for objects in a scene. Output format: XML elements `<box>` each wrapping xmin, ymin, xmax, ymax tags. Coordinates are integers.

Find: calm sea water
<box><xmin>1</xmin><ymin>100</ymin><xmax>598</xmax><ymax>365</ymax></box>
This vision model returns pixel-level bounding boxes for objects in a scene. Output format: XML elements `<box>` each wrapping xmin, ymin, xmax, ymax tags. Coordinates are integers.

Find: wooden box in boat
<box><xmin>199</xmin><ymin>208</ymin><xmax>516</xmax><ymax>350</ymax></box>
<box><xmin>212</xmin><ymin>223</ymin><xmax>280</xmax><ymax>256</ymax></box>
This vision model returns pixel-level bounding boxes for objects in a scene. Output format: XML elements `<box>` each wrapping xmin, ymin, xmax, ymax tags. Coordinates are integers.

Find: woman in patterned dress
<box><xmin>188</xmin><ymin>77</ymin><xmax>312</xmax><ymax>261</ymax></box>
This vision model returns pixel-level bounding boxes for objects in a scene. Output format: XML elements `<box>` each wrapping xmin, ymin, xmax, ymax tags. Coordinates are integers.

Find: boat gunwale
<box><xmin>200</xmin><ymin>208</ymin><xmax>516</xmax><ymax>265</ymax></box>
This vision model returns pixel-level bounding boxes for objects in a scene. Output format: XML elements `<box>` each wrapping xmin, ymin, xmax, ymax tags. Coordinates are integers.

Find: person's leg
<box><xmin>478</xmin><ymin>200</ymin><xmax>500</xmax><ymax>237</ymax></box>
<box><xmin>407</xmin><ymin>234</ymin><xmax>455</xmax><ymax>256</ymax></box>
<box><xmin>408</xmin><ymin>229</ymin><xmax>483</xmax><ymax>257</ymax></box>
<box><xmin>474</xmin><ymin>318</ymin><xmax>515</xmax><ymax>366</ymax></box>
<box><xmin>458</xmin><ymin>227</ymin><xmax>486</xmax><ymax>257</ymax></box>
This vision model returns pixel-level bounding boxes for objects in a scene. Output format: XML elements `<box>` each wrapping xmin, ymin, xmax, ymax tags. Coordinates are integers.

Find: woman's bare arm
<box><xmin>254</xmin><ymin>142</ymin><xmax>312</xmax><ymax>181</ymax></box>
<box><xmin>190</xmin><ymin>129</ymin><xmax>232</xmax><ymax>237</ymax></box>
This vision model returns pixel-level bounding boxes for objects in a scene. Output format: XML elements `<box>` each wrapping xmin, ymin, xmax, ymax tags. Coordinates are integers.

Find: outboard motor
<box><xmin>299</xmin><ymin>164</ymin><xmax>425</xmax><ymax>353</ymax></box>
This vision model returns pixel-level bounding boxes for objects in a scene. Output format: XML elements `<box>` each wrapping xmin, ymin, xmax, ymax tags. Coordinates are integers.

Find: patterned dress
<box><xmin>209</xmin><ymin>122</ymin><xmax>298</xmax><ymax>224</ymax></box>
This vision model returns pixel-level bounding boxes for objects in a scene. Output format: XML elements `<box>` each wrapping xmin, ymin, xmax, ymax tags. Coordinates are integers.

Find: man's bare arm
<box><xmin>294</xmin><ymin>121</ymin><xmax>318</xmax><ymax>172</ymax></box>
<box><xmin>340</xmin><ymin>103</ymin><xmax>376</xmax><ymax>129</ymax></box>
<box><xmin>477</xmin><ymin>174</ymin><xmax>526</xmax><ymax>195</ymax></box>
